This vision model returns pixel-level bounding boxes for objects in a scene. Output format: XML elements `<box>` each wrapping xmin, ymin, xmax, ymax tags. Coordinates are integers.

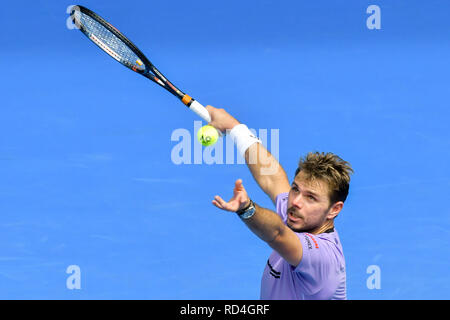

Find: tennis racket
<box><xmin>70</xmin><ymin>5</ymin><xmax>217</xmax><ymax>133</ymax></box>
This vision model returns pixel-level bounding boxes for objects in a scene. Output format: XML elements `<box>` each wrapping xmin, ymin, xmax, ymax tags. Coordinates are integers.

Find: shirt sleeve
<box><xmin>294</xmin><ymin>233</ymin><xmax>338</xmax><ymax>295</ymax></box>
<box><xmin>275</xmin><ymin>192</ymin><xmax>289</xmax><ymax>223</ymax></box>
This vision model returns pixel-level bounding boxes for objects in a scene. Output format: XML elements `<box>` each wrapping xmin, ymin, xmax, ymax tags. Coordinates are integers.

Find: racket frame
<box><xmin>71</xmin><ymin>5</ymin><xmax>199</xmax><ymax>109</ymax></box>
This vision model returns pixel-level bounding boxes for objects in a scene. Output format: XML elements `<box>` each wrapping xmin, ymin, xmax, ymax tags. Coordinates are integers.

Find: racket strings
<box><xmin>73</xmin><ymin>9</ymin><xmax>146</xmax><ymax>72</ymax></box>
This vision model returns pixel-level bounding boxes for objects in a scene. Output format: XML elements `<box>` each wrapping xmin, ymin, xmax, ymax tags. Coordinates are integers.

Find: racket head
<box><xmin>71</xmin><ymin>5</ymin><xmax>151</xmax><ymax>75</ymax></box>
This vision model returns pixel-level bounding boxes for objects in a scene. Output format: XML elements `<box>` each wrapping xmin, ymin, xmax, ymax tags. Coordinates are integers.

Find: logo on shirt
<box><xmin>305</xmin><ymin>234</ymin><xmax>319</xmax><ymax>249</ymax></box>
<box><xmin>267</xmin><ymin>260</ymin><xmax>281</xmax><ymax>279</ymax></box>
<box><xmin>304</xmin><ymin>235</ymin><xmax>313</xmax><ymax>250</ymax></box>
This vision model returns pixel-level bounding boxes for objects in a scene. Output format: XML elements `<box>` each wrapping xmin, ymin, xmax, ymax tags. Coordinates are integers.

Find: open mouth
<box><xmin>288</xmin><ymin>210</ymin><xmax>302</xmax><ymax>222</ymax></box>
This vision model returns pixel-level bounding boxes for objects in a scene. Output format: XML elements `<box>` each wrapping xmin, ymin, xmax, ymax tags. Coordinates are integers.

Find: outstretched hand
<box><xmin>212</xmin><ymin>179</ymin><xmax>250</xmax><ymax>212</ymax></box>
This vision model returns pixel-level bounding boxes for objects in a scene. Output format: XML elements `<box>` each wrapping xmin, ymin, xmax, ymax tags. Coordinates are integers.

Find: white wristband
<box><xmin>229</xmin><ymin>124</ymin><xmax>261</xmax><ymax>158</ymax></box>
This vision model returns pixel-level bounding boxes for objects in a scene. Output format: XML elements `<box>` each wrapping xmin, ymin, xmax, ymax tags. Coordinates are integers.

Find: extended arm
<box><xmin>212</xmin><ymin>180</ymin><xmax>302</xmax><ymax>267</ymax></box>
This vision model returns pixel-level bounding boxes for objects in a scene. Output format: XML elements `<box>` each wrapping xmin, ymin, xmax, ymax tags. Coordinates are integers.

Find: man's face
<box><xmin>286</xmin><ymin>171</ymin><xmax>334</xmax><ymax>233</ymax></box>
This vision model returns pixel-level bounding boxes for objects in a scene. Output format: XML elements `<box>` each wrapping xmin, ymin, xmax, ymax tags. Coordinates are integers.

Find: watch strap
<box><xmin>236</xmin><ymin>200</ymin><xmax>256</xmax><ymax>220</ymax></box>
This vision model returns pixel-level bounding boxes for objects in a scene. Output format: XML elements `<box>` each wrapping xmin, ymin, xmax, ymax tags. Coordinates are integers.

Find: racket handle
<box><xmin>189</xmin><ymin>100</ymin><xmax>211</xmax><ymax>123</ymax></box>
<box><xmin>188</xmin><ymin>99</ymin><xmax>222</xmax><ymax>137</ymax></box>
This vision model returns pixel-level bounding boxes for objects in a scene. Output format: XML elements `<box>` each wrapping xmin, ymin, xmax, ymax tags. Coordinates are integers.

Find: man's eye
<box><xmin>308</xmin><ymin>195</ymin><xmax>316</xmax><ymax>201</ymax></box>
<box><xmin>291</xmin><ymin>186</ymin><xmax>299</xmax><ymax>192</ymax></box>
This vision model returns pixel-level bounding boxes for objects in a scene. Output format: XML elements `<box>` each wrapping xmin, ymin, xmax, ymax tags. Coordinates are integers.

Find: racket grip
<box><xmin>189</xmin><ymin>100</ymin><xmax>211</xmax><ymax>122</ymax></box>
<box><xmin>189</xmin><ymin>100</ymin><xmax>222</xmax><ymax>137</ymax></box>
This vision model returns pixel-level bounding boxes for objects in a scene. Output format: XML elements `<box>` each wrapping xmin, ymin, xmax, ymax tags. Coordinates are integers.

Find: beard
<box><xmin>287</xmin><ymin>223</ymin><xmax>314</xmax><ymax>233</ymax></box>
<box><xmin>287</xmin><ymin>206</ymin><xmax>310</xmax><ymax>233</ymax></box>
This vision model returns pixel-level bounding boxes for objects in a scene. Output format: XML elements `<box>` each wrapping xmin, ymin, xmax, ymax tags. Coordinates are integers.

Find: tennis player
<box><xmin>206</xmin><ymin>106</ymin><xmax>353</xmax><ymax>300</ymax></box>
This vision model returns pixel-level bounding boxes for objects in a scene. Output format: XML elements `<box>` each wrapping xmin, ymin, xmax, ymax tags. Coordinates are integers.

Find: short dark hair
<box><xmin>295</xmin><ymin>152</ymin><xmax>354</xmax><ymax>204</ymax></box>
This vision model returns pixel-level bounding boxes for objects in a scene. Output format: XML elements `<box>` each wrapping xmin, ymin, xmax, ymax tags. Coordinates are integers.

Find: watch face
<box><xmin>240</xmin><ymin>205</ymin><xmax>256</xmax><ymax>219</ymax></box>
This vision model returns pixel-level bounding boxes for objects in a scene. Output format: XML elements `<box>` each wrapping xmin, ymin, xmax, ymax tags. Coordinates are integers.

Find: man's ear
<box><xmin>327</xmin><ymin>201</ymin><xmax>344</xmax><ymax>220</ymax></box>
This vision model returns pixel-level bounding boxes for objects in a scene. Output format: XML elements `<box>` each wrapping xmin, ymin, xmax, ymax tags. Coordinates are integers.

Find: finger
<box><xmin>213</xmin><ymin>199</ymin><xmax>234</xmax><ymax>212</ymax></box>
<box><xmin>212</xmin><ymin>199</ymin><xmax>223</xmax><ymax>209</ymax></box>
<box><xmin>214</xmin><ymin>195</ymin><xmax>235</xmax><ymax>212</ymax></box>
<box><xmin>235</xmin><ymin>179</ymin><xmax>244</xmax><ymax>191</ymax></box>
<box><xmin>214</xmin><ymin>195</ymin><xmax>228</xmax><ymax>208</ymax></box>
<box><xmin>205</xmin><ymin>106</ymin><xmax>216</xmax><ymax>123</ymax></box>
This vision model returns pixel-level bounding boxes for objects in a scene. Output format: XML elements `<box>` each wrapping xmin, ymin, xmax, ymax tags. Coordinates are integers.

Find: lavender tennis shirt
<box><xmin>260</xmin><ymin>193</ymin><xmax>347</xmax><ymax>300</ymax></box>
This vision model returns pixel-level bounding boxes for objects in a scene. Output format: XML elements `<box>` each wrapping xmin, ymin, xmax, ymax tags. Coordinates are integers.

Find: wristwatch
<box><xmin>236</xmin><ymin>199</ymin><xmax>256</xmax><ymax>220</ymax></box>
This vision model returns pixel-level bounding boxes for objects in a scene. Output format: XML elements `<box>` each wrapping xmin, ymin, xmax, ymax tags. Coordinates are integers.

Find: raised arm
<box><xmin>206</xmin><ymin>106</ymin><xmax>290</xmax><ymax>204</ymax></box>
<box><xmin>244</xmin><ymin>142</ymin><xmax>290</xmax><ymax>204</ymax></box>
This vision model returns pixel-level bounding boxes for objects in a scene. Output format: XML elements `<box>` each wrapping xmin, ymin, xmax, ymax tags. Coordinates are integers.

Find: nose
<box><xmin>291</xmin><ymin>194</ymin><xmax>304</xmax><ymax>209</ymax></box>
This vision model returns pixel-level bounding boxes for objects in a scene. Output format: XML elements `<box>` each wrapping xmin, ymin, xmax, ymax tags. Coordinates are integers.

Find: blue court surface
<box><xmin>0</xmin><ymin>0</ymin><xmax>449</xmax><ymax>299</ymax></box>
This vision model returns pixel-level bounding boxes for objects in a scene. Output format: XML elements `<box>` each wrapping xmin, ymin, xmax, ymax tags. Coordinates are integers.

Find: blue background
<box><xmin>0</xmin><ymin>0</ymin><xmax>449</xmax><ymax>299</ymax></box>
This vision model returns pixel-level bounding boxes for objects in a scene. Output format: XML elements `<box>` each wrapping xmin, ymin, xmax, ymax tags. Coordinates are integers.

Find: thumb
<box><xmin>234</xmin><ymin>179</ymin><xmax>247</xmax><ymax>194</ymax></box>
<box><xmin>205</xmin><ymin>105</ymin><xmax>216</xmax><ymax>119</ymax></box>
<box><xmin>205</xmin><ymin>105</ymin><xmax>215</xmax><ymax>112</ymax></box>
<box><xmin>234</xmin><ymin>179</ymin><xmax>250</xmax><ymax>209</ymax></box>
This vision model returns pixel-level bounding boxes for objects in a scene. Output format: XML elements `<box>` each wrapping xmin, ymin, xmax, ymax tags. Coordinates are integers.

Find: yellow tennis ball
<box><xmin>197</xmin><ymin>125</ymin><xmax>219</xmax><ymax>146</ymax></box>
